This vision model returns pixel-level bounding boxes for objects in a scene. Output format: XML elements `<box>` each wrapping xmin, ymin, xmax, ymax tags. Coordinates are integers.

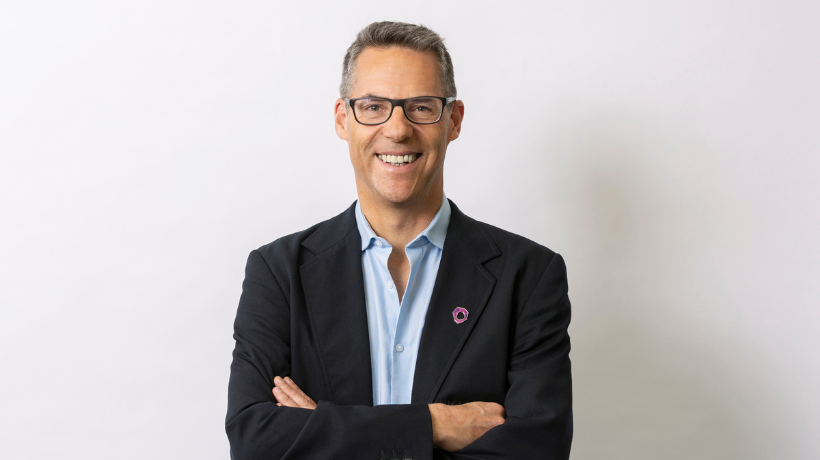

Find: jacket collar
<box><xmin>302</xmin><ymin>199</ymin><xmax>496</xmax><ymax>262</ymax></box>
<box><xmin>299</xmin><ymin>199</ymin><xmax>500</xmax><ymax>405</ymax></box>
<box><xmin>411</xmin><ymin>200</ymin><xmax>500</xmax><ymax>403</ymax></box>
<box><xmin>354</xmin><ymin>194</ymin><xmax>451</xmax><ymax>251</ymax></box>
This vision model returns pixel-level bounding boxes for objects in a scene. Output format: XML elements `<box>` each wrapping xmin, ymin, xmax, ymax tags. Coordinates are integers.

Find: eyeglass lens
<box><xmin>353</xmin><ymin>97</ymin><xmax>443</xmax><ymax>124</ymax></box>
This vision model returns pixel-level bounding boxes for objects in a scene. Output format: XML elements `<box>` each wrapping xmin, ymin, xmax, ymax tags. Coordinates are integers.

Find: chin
<box><xmin>374</xmin><ymin>187</ymin><xmax>419</xmax><ymax>205</ymax></box>
<box><xmin>368</xmin><ymin>179</ymin><xmax>415</xmax><ymax>202</ymax></box>
<box><xmin>379</xmin><ymin>193</ymin><xmax>415</xmax><ymax>204</ymax></box>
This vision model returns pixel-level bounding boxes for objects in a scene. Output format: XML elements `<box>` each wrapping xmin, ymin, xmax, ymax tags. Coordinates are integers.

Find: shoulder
<box><xmin>476</xmin><ymin>219</ymin><xmax>556</xmax><ymax>261</ymax></box>
<box><xmin>452</xmin><ymin>206</ymin><xmax>569</xmax><ymax>313</ymax></box>
<box><xmin>449</xmin><ymin>202</ymin><xmax>567</xmax><ymax>296</ymax></box>
<box><xmin>477</xmin><ymin>219</ymin><xmax>565</xmax><ymax>277</ymax></box>
<box><xmin>252</xmin><ymin>202</ymin><xmax>359</xmax><ymax>269</ymax></box>
<box><xmin>451</xmin><ymin>201</ymin><xmax>558</xmax><ymax>264</ymax></box>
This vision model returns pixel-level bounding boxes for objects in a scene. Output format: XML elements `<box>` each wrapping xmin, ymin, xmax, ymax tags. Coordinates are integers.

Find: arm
<box><xmin>446</xmin><ymin>253</ymin><xmax>573</xmax><ymax>459</ymax></box>
<box><xmin>263</xmin><ymin>252</ymin><xmax>572</xmax><ymax>459</ymax></box>
<box><xmin>271</xmin><ymin>376</ymin><xmax>506</xmax><ymax>453</ymax></box>
<box><xmin>226</xmin><ymin>250</ymin><xmax>434</xmax><ymax>460</ymax></box>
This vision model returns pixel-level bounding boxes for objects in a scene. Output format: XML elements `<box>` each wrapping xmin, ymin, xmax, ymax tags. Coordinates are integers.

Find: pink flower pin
<box><xmin>452</xmin><ymin>307</ymin><xmax>469</xmax><ymax>324</ymax></box>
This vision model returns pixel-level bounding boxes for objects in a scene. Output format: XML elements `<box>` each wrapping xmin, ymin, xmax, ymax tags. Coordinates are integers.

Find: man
<box><xmin>226</xmin><ymin>21</ymin><xmax>572</xmax><ymax>460</ymax></box>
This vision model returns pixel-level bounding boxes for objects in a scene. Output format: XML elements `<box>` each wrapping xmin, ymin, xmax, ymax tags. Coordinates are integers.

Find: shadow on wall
<box><xmin>571</xmin><ymin>317</ymin><xmax>757</xmax><ymax>460</ymax></box>
<box><xmin>551</xmin><ymin>114</ymin><xmax>767</xmax><ymax>460</ymax></box>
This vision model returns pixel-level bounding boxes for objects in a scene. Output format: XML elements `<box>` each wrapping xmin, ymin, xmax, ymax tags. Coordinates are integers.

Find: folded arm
<box><xmin>227</xmin><ymin>249</ymin><xmax>571</xmax><ymax>459</ymax></box>
<box><xmin>226</xmin><ymin>250</ymin><xmax>435</xmax><ymax>460</ymax></box>
<box><xmin>445</xmin><ymin>253</ymin><xmax>573</xmax><ymax>459</ymax></box>
<box><xmin>264</xmin><ymin>252</ymin><xmax>572</xmax><ymax>459</ymax></box>
<box><xmin>272</xmin><ymin>376</ymin><xmax>506</xmax><ymax>453</ymax></box>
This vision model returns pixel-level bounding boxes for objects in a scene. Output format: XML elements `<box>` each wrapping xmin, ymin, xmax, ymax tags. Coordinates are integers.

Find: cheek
<box><xmin>350</xmin><ymin>127</ymin><xmax>379</xmax><ymax>151</ymax></box>
<box><xmin>417</xmin><ymin>126</ymin><xmax>446</xmax><ymax>147</ymax></box>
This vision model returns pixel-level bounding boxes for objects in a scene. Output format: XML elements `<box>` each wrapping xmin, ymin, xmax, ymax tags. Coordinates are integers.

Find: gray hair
<box><xmin>340</xmin><ymin>21</ymin><xmax>457</xmax><ymax>98</ymax></box>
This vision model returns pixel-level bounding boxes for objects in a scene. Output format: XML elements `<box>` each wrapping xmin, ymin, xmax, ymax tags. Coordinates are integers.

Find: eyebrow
<box><xmin>357</xmin><ymin>94</ymin><xmax>441</xmax><ymax>99</ymax></box>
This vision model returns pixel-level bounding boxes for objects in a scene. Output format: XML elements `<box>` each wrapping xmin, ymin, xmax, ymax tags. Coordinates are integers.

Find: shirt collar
<box><xmin>355</xmin><ymin>193</ymin><xmax>451</xmax><ymax>251</ymax></box>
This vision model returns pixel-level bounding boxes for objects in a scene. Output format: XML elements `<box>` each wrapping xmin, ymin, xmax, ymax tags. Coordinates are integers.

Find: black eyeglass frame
<box><xmin>343</xmin><ymin>96</ymin><xmax>457</xmax><ymax>126</ymax></box>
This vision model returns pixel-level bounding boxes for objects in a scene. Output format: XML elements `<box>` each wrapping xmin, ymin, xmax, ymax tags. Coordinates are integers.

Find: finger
<box><xmin>279</xmin><ymin>377</ymin><xmax>316</xmax><ymax>408</ymax></box>
<box><xmin>283</xmin><ymin>377</ymin><xmax>314</xmax><ymax>401</ymax></box>
<box><xmin>273</xmin><ymin>376</ymin><xmax>299</xmax><ymax>397</ymax></box>
<box><xmin>273</xmin><ymin>386</ymin><xmax>302</xmax><ymax>408</ymax></box>
<box><xmin>274</xmin><ymin>376</ymin><xmax>297</xmax><ymax>396</ymax></box>
<box><xmin>273</xmin><ymin>376</ymin><xmax>317</xmax><ymax>409</ymax></box>
<box><xmin>277</xmin><ymin>376</ymin><xmax>314</xmax><ymax>405</ymax></box>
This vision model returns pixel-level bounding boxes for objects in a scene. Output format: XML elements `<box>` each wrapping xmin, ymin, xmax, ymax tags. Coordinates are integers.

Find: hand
<box><xmin>428</xmin><ymin>402</ymin><xmax>506</xmax><ymax>452</ymax></box>
<box><xmin>272</xmin><ymin>376</ymin><xmax>317</xmax><ymax>410</ymax></box>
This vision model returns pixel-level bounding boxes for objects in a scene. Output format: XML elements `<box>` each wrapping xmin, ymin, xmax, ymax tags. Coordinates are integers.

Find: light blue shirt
<box><xmin>355</xmin><ymin>195</ymin><xmax>451</xmax><ymax>405</ymax></box>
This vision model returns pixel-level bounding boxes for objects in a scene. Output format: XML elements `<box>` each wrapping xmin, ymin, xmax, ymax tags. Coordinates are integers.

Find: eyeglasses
<box><xmin>344</xmin><ymin>96</ymin><xmax>457</xmax><ymax>125</ymax></box>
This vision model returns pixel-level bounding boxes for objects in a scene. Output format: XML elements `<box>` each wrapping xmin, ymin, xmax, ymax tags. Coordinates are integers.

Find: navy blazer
<box><xmin>226</xmin><ymin>200</ymin><xmax>573</xmax><ymax>459</ymax></box>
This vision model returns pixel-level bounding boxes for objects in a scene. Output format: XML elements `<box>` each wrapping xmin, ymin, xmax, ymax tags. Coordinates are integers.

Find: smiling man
<box><xmin>226</xmin><ymin>22</ymin><xmax>573</xmax><ymax>460</ymax></box>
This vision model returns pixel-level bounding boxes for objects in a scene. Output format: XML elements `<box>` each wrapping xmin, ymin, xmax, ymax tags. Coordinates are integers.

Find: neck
<box><xmin>357</xmin><ymin>189</ymin><xmax>443</xmax><ymax>249</ymax></box>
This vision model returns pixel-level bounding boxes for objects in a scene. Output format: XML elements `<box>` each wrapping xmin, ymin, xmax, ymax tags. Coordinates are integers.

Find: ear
<box><xmin>447</xmin><ymin>100</ymin><xmax>464</xmax><ymax>142</ymax></box>
<box><xmin>334</xmin><ymin>98</ymin><xmax>349</xmax><ymax>140</ymax></box>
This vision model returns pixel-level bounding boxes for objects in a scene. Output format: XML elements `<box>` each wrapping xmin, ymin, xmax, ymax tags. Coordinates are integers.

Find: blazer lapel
<box><xmin>300</xmin><ymin>204</ymin><xmax>374</xmax><ymax>406</ymax></box>
<box><xmin>412</xmin><ymin>201</ymin><xmax>501</xmax><ymax>404</ymax></box>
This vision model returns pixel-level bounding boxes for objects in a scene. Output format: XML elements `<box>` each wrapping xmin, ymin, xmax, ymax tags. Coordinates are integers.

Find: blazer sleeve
<box><xmin>226</xmin><ymin>250</ymin><xmax>435</xmax><ymax>460</ymax></box>
<box><xmin>444</xmin><ymin>252</ymin><xmax>573</xmax><ymax>460</ymax></box>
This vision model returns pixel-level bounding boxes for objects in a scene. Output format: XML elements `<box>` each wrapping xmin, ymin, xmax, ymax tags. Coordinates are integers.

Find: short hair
<box><xmin>340</xmin><ymin>21</ymin><xmax>457</xmax><ymax>98</ymax></box>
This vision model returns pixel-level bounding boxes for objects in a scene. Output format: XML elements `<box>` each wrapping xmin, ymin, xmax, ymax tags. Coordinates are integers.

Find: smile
<box><xmin>377</xmin><ymin>153</ymin><xmax>420</xmax><ymax>166</ymax></box>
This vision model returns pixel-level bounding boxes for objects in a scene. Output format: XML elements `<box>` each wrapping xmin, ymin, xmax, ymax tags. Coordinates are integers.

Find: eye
<box><xmin>406</xmin><ymin>98</ymin><xmax>439</xmax><ymax>113</ymax></box>
<box><xmin>355</xmin><ymin>99</ymin><xmax>389</xmax><ymax>113</ymax></box>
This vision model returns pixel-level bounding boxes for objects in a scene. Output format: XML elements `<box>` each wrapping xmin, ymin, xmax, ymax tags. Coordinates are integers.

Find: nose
<box><xmin>381</xmin><ymin>105</ymin><xmax>414</xmax><ymax>142</ymax></box>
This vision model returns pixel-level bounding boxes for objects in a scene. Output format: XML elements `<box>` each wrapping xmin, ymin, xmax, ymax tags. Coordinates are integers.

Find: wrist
<box><xmin>428</xmin><ymin>403</ymin><xmax>449</xmax><ymax>448</ymax></box>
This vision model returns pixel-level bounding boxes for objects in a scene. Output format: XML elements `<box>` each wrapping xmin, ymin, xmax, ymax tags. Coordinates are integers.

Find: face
<box><xmin>334</xmin><ymin>47</ymin><xmax>464</xmax><ymax>209</ymax></box>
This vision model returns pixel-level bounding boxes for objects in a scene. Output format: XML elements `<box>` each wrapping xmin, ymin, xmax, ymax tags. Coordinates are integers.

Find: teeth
<box><xmin>378</xmin><ymin>154</ymin><xmax>419</xmax><ymax>165</ymax></box>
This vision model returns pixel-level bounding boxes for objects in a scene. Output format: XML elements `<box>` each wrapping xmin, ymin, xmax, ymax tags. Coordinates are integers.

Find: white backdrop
<box><xmin>1</xmin><ymin>1</ymin><xmax>818</xmax><ymax>459</ymax></box>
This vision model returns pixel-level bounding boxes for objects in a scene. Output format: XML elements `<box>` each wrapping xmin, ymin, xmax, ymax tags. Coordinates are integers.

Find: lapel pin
<box><xmin>452</xmin><ymin>307</ymin><xmax>469</xmax><ymax>324</ymax></box>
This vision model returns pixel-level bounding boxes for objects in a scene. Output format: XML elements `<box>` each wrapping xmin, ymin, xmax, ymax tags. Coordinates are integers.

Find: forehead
<box><xmin>351</xmin><ymin>46</ymin><xmax>442</xmax><ymax>98</ymax></box>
